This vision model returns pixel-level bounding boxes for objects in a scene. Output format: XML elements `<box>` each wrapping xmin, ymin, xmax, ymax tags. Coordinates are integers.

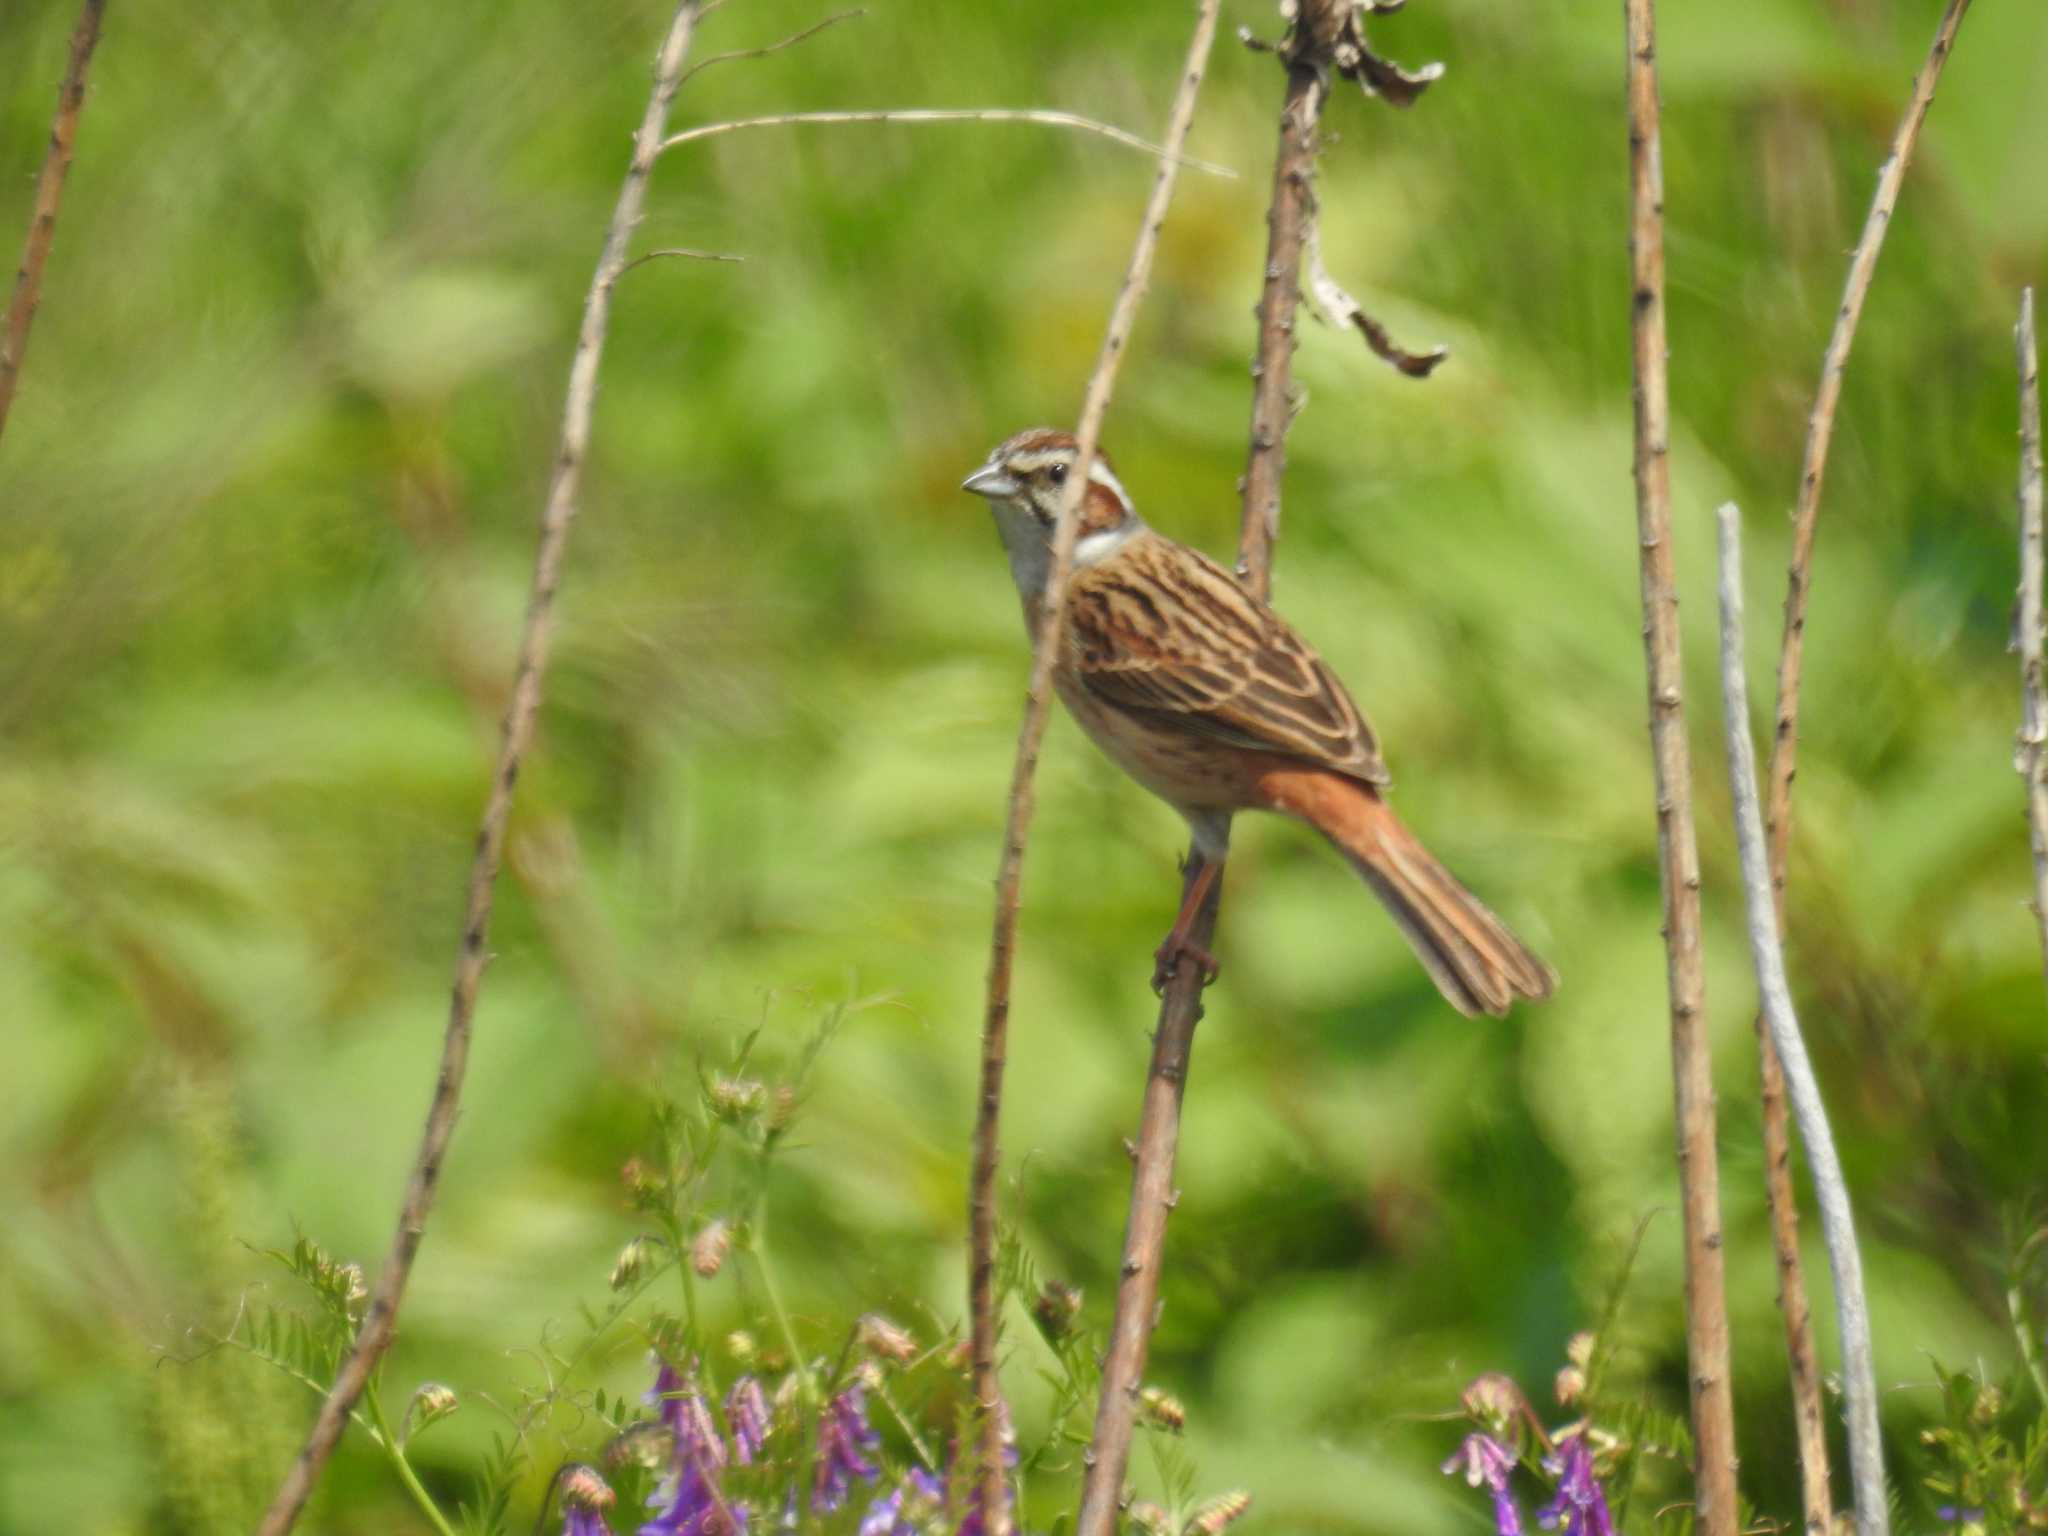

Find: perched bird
<box><xmin>961</xmin><ymin>427</ymin><xmax>1554</xmax><ymax>1016</ymax></box>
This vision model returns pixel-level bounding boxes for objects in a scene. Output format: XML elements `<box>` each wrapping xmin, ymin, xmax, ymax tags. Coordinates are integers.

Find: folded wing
<box><xmin>1065</xmin><ymin>535</ymin><xmax>1391</xmax><ymax>787</ymax></box>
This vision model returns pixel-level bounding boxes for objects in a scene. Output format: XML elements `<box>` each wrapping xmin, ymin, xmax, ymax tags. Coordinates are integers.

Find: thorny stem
<box><xmin>1621</xmin><ymin>1</ymin><xmax>1739</xmax><ymax>1530</ymax></box>
<box><xmin>969</xmin><ymin>7</ymin><xmax>1225</xmax><ymax>1536</ymax></box>
<box><xmin>1076</xmin><ymin>4</ymin><xmax>1373</xmax><ymax>1532</ymax></box>
<box><xmin>1758</xmin><ymin>5</ymin><xmax>1971</xmax><ymax>1520</ymax></box>
<box><xmin>0</xmin><ymin>0</ymin><xmax>107</xmax><ymax>448</ymax></box>
<box><xmin>253</xmin><ymin>6</ymin><xmax>707</xmax><ymax>1531</ymax></box>
<box><xmin>1715</xmin><ymin>504</ymin><xmax>1887</xmax><ymax>1536</ymax></box>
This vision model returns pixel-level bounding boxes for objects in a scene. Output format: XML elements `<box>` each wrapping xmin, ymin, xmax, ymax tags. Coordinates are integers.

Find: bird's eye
<box><xmin>1047</xmin><ymin>462</ymin><xmax>1069</xmax><ymax>486</ymax></box>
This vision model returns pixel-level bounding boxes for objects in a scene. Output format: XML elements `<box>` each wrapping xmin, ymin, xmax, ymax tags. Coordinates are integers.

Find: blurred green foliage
<box><xmin>3</xmin><ymin>0</ymin><xmax>2046</xmax><ymax>1529</ymax></box>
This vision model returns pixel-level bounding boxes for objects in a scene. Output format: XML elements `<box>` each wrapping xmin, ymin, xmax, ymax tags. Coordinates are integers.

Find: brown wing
<box><xmin>1065</xmin><ymin>532</ymin><xmax>1390</xmax><ymax>785</ymax></box>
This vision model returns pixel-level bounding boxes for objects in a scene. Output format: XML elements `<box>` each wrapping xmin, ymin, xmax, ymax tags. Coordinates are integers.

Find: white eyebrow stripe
<box><xmin>1087</xmin><ymin>457</ymin><xmax>1133</xmax><ymax>515</ymax></box>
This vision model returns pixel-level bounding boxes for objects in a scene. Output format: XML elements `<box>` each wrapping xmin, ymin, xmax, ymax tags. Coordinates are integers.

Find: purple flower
<box><xmin>812</xmin><ymin>1384</ymin><xmax>883</xmax><ymax>1513</ymax></box>
<box><xmin>640</xmin><ymin>1361</ymin><xmax>744</xmax><ymax>1536</ymax></box>
<box><xmin>1936</xmin><ymin>1509</ymin><xmax>1986</xmax><ymax>1526</ymax></box>
<box><xmin>559</xmin><ymin>1464</ymin><xmax>616</xmax><ymax>1536</ymax></box>
<box><xmin>1536</xmin><ymin>1436</ymin><xmax>1613</xmax><ymax>1536</ymax></box>
<box><xmin>726</xmin><ymin>1376</ymin><xmax>769</xmax><ymax>1465</ymax></box>
<box><xmin>860</xmin><ymin>1468</ymin><xmax>949</xmax><ymax>1536</ymax></box>
<box><xmin>1441</xmin><ymin>1432</ymin><xmax>1523</xmax><ymax>1536</ymax></box>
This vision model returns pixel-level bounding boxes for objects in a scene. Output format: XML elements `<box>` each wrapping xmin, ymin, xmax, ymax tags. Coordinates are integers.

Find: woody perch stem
<box><xmin>1072</xmin><ymin>4</ymin><xmax>1354</xmax><ymax>1532</ymax></box>
<box><xmin>969</xmin><ymin>6</ymin><xmax>1223</xmax><ymax>1535</ymax></box>
<box><xmin>0</xmin><ymin>0</ymin><xmax>107</xmax><ymax>448</ymax></box>
<box><xmin>253</xmin><ymin>6</ymin><xmax>705</xmax><ymax>1532</ymax></box>
<box><xmin>1622</xmin><ymin>2</ymin><xmax>1739</xmax><ymax>1531</ymax></box>
<box><xmin>1716</xmin><ymin>505</ymin><xmax>1887</xmax><ymax>1536</ymax></box>
<box><xmin>1757</xmin><ymin>5</ymin><xmax>1968</xmax><ymax>1516</ymax></box>
<box><xmin>2017</xmin><ymin>290</ymin><xmax>2048</xmax><ymax>983</ymax></box>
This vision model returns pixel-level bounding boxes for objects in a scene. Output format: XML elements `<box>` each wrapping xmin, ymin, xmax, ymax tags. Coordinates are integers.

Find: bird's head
<box><xmin>960</xmin><ymin>428</ymin><xmax>1141</xmax><ymax>556</ymax></box>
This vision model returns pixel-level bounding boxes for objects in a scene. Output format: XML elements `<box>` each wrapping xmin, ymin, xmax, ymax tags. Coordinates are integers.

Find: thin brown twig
<box><xmin>967</xmin><ymin>7</ymin><xmax>1224</xmax><ymax>1534</ymax></box>
<box><xmin>1075</xmin><ymin>3</ymin><xmax>1397</xmax><ymax>1530</ymax></box>
<box><xmin>0</xmin><ymin>0</ymin><xmax>107</xmax><ymax>449</ymax></box>
<box><xmin>1622</xmin><ymin>1</ymin><xmax>1739</xmax><ymax>1531</ymax></box>
<box><xmin>1764</xmin><ymin>0</ymin><xmax>1973</xmax><ymax>906</ymax></box>
<box><xmin>658</xmin><ymin>108</ymin><xmax>1235</xmax><ymax>178</ymax></box>
<box><xmin>1758</xmin><ymin>5</ymin><xmax>1969</xmax><ymax>1520</ymax></box>
<box><xmin>1715</xmin><ymin>502</ymin><xmax>1887</xmax><ymax>1536</ymax></box>
<box><xmin>2015</xmin><ymin>289</ymin><xmax>2048</xmax><ymax>984</ymax></box>
<box><xmin>253</xmin><ymin>5</ymin><xmax>706</xmax><ymax>1531</ymax></box>
<box><xmin>676</xmin><ymin>8</ymin><xmax>864</xmax><ymax>86</ymax></box>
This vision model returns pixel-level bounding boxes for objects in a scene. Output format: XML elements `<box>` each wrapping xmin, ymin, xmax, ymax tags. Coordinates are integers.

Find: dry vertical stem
<box><xmin>2015</xmin><ymin>289</ymin><xmax>2048</xmax><ymax>982</ymax></box>
<box><xmin>968</xmin><ymin>6</ymin><xmax>1224</xmax><ymax>1534</ymax></box>
<box><xmin>1715</xmin><ymin>503</ymin><xmax>1887</xmax><ymax>1536</ymax></box>
<box><xmin>254</xmin><ymin>5</ymin><xmax>707</xmax><ymax>1531</ymax></box>
<box><xmin>0</xmin><ymin>0</ymin><xmax>107</xmax><ymax>449</ymax></box>
<box><xmin>1075</xmin><ymin>2</ymin><xmax>1438</xmax><ymax>1529</ymax></box>
<box><xmin>1621</xmin><ymin>1</ymin><xmax>1739</xmax><ymax>1530</ymax></box>
<box><xmin>1758</xmin><ymin>5</ymin><xmax>1970</xmax><ymax>1518</ymax></box>
<box><xmin>1765</xmin><ymin>0</ymin><xmax>1973</xmax><ymax>901</ymax></box>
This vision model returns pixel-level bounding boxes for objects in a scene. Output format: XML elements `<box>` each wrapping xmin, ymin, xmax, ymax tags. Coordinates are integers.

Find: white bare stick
<box><xmin>1715</xmin><ymin>502</ymin><xmax>1886</xmax><ymax>1536</ymax></box>
<box><xmin>659</xmin><ymin>108</ymin><xmax>1234</xmax><ymax>177</ymax></box>
<box><xmin>2014</xmin><ymin>289</ymin><xmax>2048</xmax><ymax>982</ymax></box>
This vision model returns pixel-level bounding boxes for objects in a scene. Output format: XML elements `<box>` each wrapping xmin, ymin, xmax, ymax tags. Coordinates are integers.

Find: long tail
<box><xmin>1258</xmin><ymin>767</ymin><xmax>1556</xmax><ymax>1017</ymax></box>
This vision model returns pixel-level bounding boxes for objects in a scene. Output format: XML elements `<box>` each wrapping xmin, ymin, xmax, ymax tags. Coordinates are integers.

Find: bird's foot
<box><xmin>1151</xmin><ymin>934</ymin><xmax>1220</xmax><ymax>995</ymax></box>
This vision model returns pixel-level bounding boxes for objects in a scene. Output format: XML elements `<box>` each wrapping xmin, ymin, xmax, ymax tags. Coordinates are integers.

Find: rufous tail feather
<box><xmin>1258</xmin><ymin>767</ymin><xmax>1555</xmax><ymax>1017</ymax></box>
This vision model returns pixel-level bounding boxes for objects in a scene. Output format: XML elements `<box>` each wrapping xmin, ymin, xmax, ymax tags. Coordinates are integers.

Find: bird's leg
<box><xmin>1151</xmin><ymin>852</ymin><xmax>1222</xmax><ymax>994</ymax></box>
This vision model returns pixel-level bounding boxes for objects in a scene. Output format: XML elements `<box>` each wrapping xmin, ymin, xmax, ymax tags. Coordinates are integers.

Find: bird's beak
<box><xmin>961</xmin><ymin>464</ymin><xmax>1019</xmax><ymax>499</ymax></box>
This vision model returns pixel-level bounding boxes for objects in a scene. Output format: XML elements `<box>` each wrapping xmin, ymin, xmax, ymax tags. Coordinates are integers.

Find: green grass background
<box><xmin>3</xmin><ymin>0</ymin><xmax>2046</xmax><ymax>1529</ymax></box>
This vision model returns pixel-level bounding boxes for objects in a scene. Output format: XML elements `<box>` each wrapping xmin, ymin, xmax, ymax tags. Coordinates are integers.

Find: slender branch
<box><xmin>659</xmin><ymin>109</ymin><xmax>1235</xmax><ymax>178</ymax></box>
<box><xmin>1715</xmin><ymin>503</ymin><xmax>1887</xmax><ymax>1536</ymax></box>
<box><xmin>1621</xmin><ymin>2</ymin><xmax>1739</xmax><ymax>1530</ymax></box>
<box><xmin>968</xmin><ymin>7</ymin><xmax>1224</xmax><ymax>1535</ymax></box>
<box><xmin>0</xmin><ymin>0</ymin><xmax>107</xmax><ymax>449</ymax></box>
<box><xmin>676</xmin><ymin>7</ymin><xmax>864</xmax><ymax>86</ymax></box>
<box><xmin>1233</xmin><ymin>11</ymin><xmax>1327</xmax><ymax>602</ymax></box>
<box><xmin>1763</xmin><ymin>0</ymin><xmax>1972</xmax><ymax>907</ymax></box>
<box><xmin>1757</xmin><ymin>7</ymin><xmax>1968</xmax><ymax>1515</ymax></box>
<box><xmin>1076</xmin><ymin>4</ymin><xmax>1395</xmax><ymax>1530</ymax></box>
<box><xmin>2016</xmin><ymin>289</ymin><xmax>2048</xmax><ymax>983</ymax></box>
<box><xmin>252</xmin><ymin>6</ymin><xmax>705</xmax><ymax>1531</ymax></box>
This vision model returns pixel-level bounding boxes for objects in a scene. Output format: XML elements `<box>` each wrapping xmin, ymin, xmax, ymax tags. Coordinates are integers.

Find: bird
<box><xmin>960</xmin><ymin>426</ymin><xmax>1554</xmax><ymax>1017</ymax></box>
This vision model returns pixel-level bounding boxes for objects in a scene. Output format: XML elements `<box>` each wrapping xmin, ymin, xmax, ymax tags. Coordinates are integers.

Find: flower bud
<box><xmin>1555</xmin><ymin>1364</ymin><xmax>1586</xmax><ymax>1406</ymax></box>
<box><xmin>1566</xmin><ymin>1331</ymin><xmax>1596</xmax><ymax>1369</ymax></box>
<box><xmin>707</xmin><ymin>1076</ymin><xmax>767</xmax><ymax>1123</ymax></box>
<box><xmin>558</xmin><ymin>1463</ymin><xmax>614</xmax><ymax>1513</ymax></box>
<box><xmin>726</xmin><ymin>1330</ymin><xmax>757</xmax><ymax>1366</ymax></box>
<box><xmin>691</xmin><ymin>1219</ymin><xmax>730</xmax><ymax>1278</ymax></box>
<box><xmin>1138</xmin><ymin>1386</ymin><xmax>1185</xmax><ymax>1432</ymax></box>
<box><xmin>610</xmin><ymin>1235</ymin><xmax>659</xmax><ymax>1291</ymax></box>
<box><xmin>606</xmin><ymin>1419</ymin><xmax>673</xmax><ymax>1471</ymax></box>
<box><xmin>1128</xmin><ymin>1502</ymin><xmax>1172</xmax><ymax>1535</ymax></box>
<box><xmin>858</xmin><ymin>1313</ymin><xmax>918</xmax><ymax>1363</ymax></box>
<box><xmin>766</xmin><ymin>1084</ymin><xmax>800</xmax><ymax>1133</ymax></box>
<box><xmin>620</xmin><ymin>1157</ymin><xmax>663</xmax><ymax>1203</ymax></box>
<box><xmin>1032</xmin><ymin>1280</ymin><xmax>1084</xmax><ymax>1341</ymax></box>
<box><xmin>1185</xmin><ymin>1491</ymin><xmax>1253</xmax><ymax>1534</ymax></box>
<box><xmin>401</xmin><ymin>1381</ymin><xmax>459</xmax><ymax>1445</ymax></box>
